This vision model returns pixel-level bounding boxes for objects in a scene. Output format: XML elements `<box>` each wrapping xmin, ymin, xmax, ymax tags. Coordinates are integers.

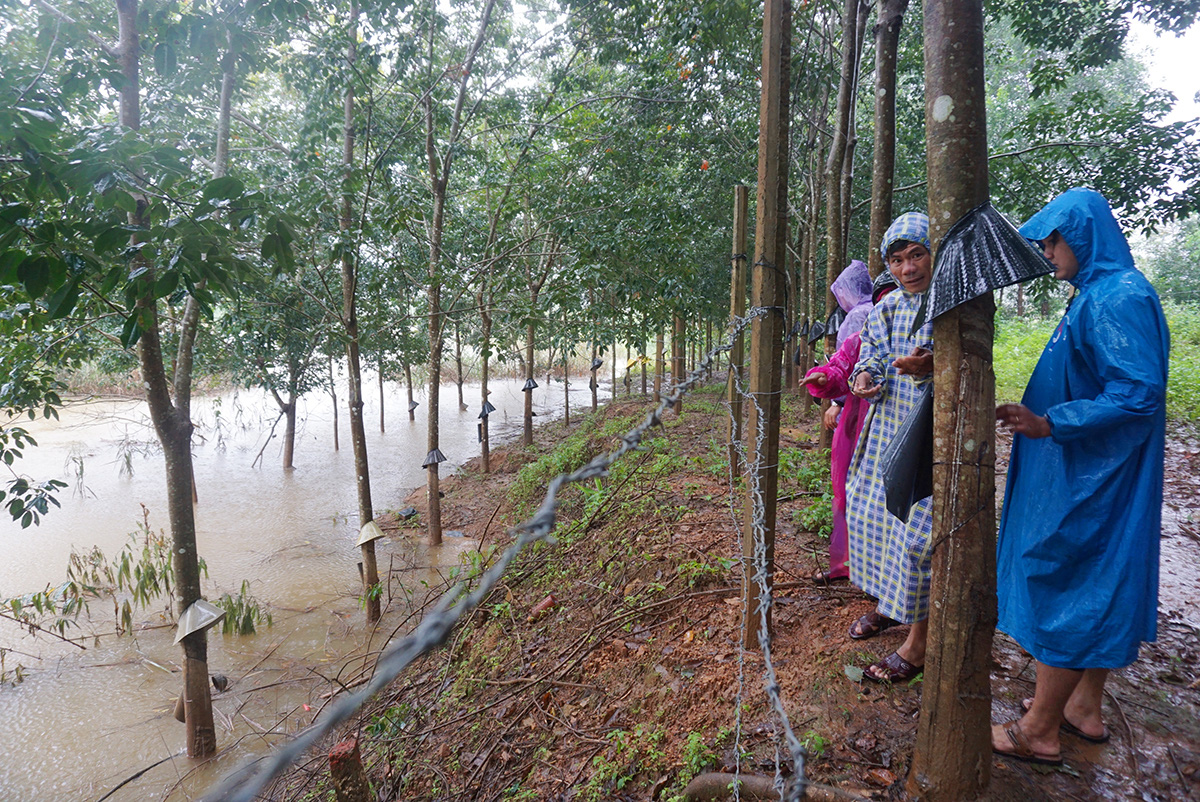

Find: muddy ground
<box><xmin>270</xmin><ymin>385</ymin><xmax>1200</xmax><ymax>801</ymax></box>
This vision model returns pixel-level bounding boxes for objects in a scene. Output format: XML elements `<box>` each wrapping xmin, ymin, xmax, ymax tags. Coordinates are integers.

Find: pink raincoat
<box><xmin>804</xmin><ymin>333</ymin><xmax>866</xmax><ymax>579</ymax></box>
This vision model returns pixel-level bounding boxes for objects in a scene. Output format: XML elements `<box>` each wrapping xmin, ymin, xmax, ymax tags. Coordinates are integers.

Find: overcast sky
<box><xmin>1127</xmin><ymin>20</ymin><xmax>1200</xmax><ymax>124</ymax></box>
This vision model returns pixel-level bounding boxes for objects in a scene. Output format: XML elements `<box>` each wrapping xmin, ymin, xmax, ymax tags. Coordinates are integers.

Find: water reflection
<box><xmin>0</xmin><ymin>374</ymin><xmax>616</xmax><ymax>800</ymax></box>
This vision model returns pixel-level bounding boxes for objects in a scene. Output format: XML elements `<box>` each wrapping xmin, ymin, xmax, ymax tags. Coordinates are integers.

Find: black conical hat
<box><xmin>914</xmin><ymin>202</ymin><xmax>1054</xmax><ymax>330</ymax></box>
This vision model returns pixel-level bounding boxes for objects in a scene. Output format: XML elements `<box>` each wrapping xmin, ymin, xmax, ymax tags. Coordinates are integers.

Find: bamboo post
<box><xmin>743</xmin><ymin>0</ymin><xmax>790</xmax><ymax>650</ymax></box>
<box><xmin>907</xmin><ymin>0</ymin><xmax>996</xmax><ymax>797</ymax></box>
<box><xmin>728</xmin><ymin>185</ymin><xmax>749</xmax><ymax>479</ymax></box>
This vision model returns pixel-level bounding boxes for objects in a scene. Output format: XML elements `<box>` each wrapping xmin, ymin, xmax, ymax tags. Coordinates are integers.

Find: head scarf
<box><xmin>880</xmin><ymin>211</ymin><xmax>931</xmax><ymax>263</ymax></box>
<box><xmin>830</xmin><ymin>260</ymin><xmax>872</xmax><ymax>347</ymax></box>
<box><xmin>1018</xmin><ymin>188</ymin><xmax>1134</xmax><ymax>291</ymax></box>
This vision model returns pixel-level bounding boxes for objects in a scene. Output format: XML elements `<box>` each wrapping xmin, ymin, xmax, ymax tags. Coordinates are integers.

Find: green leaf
<box><xmin>46</xmin><ymin>276</ymin><xmax>82</xmax><ymax>319</ymax></box>
<box><xmin>202</xmin><ymin>176</ymin><xmax>245</xmax><ymax>201</ymax></box>
<box><xmin>154</xmin><ymin>42</ymin><xmax>178</xmax><ymax>76</ymax></box>
<box><xmin>17</xmin><ymin>256</ymin><xmax>50</xmax><ymax>298</ymax></box>
<box><xmin>155</xmin><ymin>271</ymin><xmax>179</xmax><ymax>298</ymax></box>
<box><xmin>0</xmin><ymin>249</ymin><xmax>28</xmax><ymax>281</ymax></box>
<box><xmin>844</xmin><ymin>664</ymin><xmax>864</xmax><ymax>683</ymax></box>
<box><xmin>120</xmin><ymin>313</ymin><xmax>141</xmax><ymax>349</ymax></box>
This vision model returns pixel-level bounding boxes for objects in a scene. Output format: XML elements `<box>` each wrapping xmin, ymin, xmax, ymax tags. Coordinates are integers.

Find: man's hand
<box><xmin>823</xmin><ymin>402</ymin><xmax>840</xmax><ymax>431</ymax></box>
<box><xmin>996</xmin><ymin>403</ymin><xmax>1052</xmax><ymax>439</ymax></box>
<box><xmin>852</xmin><ymin>371</ymin><xmax>882</xmax><ymax>399</ymax></box>
<box><xmin>893</xmin><ymin>346</ymin><xmax>933</xmax><ymax>376</ymax></box>
<box><xmin>800</xmin><ymin>372</ymin><xmax>828</xmax><ymax>387</ymax></box>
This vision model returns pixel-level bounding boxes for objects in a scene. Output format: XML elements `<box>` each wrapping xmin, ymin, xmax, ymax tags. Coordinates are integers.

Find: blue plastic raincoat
<box><xmin>998</xmin><ymin>188</ymin><xmax>1169</xmax><ymax>669</ymax></box>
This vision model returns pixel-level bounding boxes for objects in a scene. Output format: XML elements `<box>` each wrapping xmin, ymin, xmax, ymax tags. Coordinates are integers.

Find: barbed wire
<box><xmin>722</xmin><ymin>324</ymin><xmax>808</xmax><ymax>802</ymax></box>
<box><xmin>203</xmin><ymin>308</ymin><xmax>772</xmax><ymax>802</ymax></box>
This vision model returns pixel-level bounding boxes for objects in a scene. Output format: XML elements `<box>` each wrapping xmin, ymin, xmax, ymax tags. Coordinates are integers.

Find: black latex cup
<box><xmin>914</xmin><ymin>202</ymin><xmax>1054</xmax><ymax>330</ymax></box>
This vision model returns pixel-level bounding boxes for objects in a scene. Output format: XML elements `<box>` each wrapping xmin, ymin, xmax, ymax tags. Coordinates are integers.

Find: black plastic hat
<box><xmin>421</xmin><ymin>448</ymin><xmax>447</xmax><ymax>468</ymax></box>
<box><xmin>590</xmin><ymin>357</ymin><xmax>603</xmax><ymax>371</ymax></box>
<box><xmin>914</xmin><ymin>202</ymin><xmax>1054</xmax><ymax>330</ymax></box>
<box><xmin>522</xmin><ymin>378</ymin><xmax>538</xmax><ymax>391</ymax></box>
<box><xmin>408</xmin><ymin>400</ymin><xmax>419</xmax><ymax>412</ymax></box>
<box><xmin>478</xmin><ymin>401</ymin><xmax>497</xmax><ymax>419</ymax></box>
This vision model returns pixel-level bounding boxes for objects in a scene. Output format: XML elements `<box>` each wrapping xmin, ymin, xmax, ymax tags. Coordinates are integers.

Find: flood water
<box><xmin>0</xmin><ymin>371</ymin><xmax>615</xmax><ymax>801</ymax></box>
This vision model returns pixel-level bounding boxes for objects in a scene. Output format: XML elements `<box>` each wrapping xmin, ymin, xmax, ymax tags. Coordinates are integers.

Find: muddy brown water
<box><xmin>0</xmin><ymin>375</ymin><xmax>611</xmax><ymax>801</ymax></box>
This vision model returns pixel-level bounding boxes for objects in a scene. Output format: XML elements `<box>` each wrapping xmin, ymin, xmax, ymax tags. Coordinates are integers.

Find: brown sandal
<box><xmin>864</xmin><ymin>650</ymin><xmax>923</xmax><ymax>683</ymax></box>
<box><xmin>812</xmin><ymin>569</ymin><xmax>848</xmax><ymax>586</ymax></box>
<box><xmin>992</xmin><ymin>720</ymin><xmax>1063</xmax><ymax>766</ymax></box>
<box><xmin>848</xmin><ymin>610</ymin><xmax>899</xmax><ymax>640</ymax></box>
<box><xmin>1020</xmin><ymin>697</ymin><xmax>1110</xmax><ymax>744</ymax></box>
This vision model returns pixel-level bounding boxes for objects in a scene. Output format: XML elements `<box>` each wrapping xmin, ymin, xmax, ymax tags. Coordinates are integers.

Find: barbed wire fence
<box><xmin>204</xmin><ymin>306</ymin><xmax>828</xmax><ymax>802</ymax></box>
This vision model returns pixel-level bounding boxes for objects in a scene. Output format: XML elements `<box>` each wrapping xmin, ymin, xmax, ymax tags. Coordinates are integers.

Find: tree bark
<box><xmin>654</xmin><ymin>330</ymin><xmax>663</xmax><ymax>403</ymax></box>
<box><xmin>117</xmin><ymin>0</ymin><xmax>216</xmax><ymax>757</ymax></box>
<box><xmin>329</xmin><ymin>356</ymin><xmax>340</xmax><ymax>450</ymax></box>
<box><xmin>728</xmin><ymin>186</ymin><xmax>749</xmax><ymax>480</ymax></box>
<box><xmin>743</xmin><ymin>0</ymin><xmax>790</xmax><ymax>650</ymax></box>
<box><xmin>340</xmin><ymin>0</ymin><xmax>381</xmax><ymax>620</ymax></box>
<box><xmin>907</xmin><ymin>0</ymin><xmax>996</xmax><ymax>798</ymax></box>
<box><xmin>868</xmin><ymin>0</ymin><xmax>911</xmax><ymax>279</ymax></box>
<box><xmin>672</xmin><ymin>314</ymin><xmax>685</xmax><ymax>414</ymax></box>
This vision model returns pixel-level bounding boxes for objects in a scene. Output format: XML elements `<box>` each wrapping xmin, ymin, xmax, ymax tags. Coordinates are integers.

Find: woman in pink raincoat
<box><xmin>801</xmin><ymin>262</ymin><xmax>896</xmax><ymax>583</ymax></box>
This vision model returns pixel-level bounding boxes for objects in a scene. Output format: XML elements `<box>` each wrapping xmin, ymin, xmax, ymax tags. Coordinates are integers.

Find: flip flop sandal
<box><xmin>1020</xmin><ymin>697</ymin><xmax>1111</xmax><ymax>744</ymax></box>
<box><xmin>993</xmin><ymin>720</ymin><xmax>1063</xmax><ymax>766</ymax></box>
<box><xmin>812</xmin><ymin>569</ymin><xmax>849</xmax><ymax>586</ymax></box>
<box><xmin>848</xmin><ymin>610</ymin><xmax>899</xmax><ymax>640</ymax></box>
<box><xmin>864</xmin><ymin>650</ymin><xmax>923</xmax><ymax>683</ymax></box>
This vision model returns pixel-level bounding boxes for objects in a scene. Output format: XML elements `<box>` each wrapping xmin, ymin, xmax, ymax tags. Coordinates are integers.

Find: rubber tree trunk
<box><xmin>523</xmin><ymin>313</ymin><xmax>536</xmax><ymax>446</ymax></box>
<box><xmin>454</xmin><ymin>320</ymin><xmax>466</xmax><ymax>411</ymax></box>
<box><xmin>867</xmin><ymin>0</ymin><xmax>911</xmax><ymax>279</ymax></box>
<box><xmin>329</xmin><ymin>356</ymin><xmax>340</xmax><ymax>450</ymax></box>
<box><xmin>378</xmin><ymin>355</ymin><xmax>386</xmax><ymax>434</ymax></box>
<box><xmin>590</xmin><ymin>341</ymin><xmax>599</xmax><ymax>411</ymax></box>
<box><xmin>907</xmin><ymin>0</ymin><xmax>996</xmax><ymax>797</ymax></box>
<box><xmin>283</xmin><ymin>395</ymin><xmax>297</xmax><ymax>469</ymax></box>
<box><xmin>654</xmin><ymin>330</ymin><xmax>664</xmax><ymax>403</ymax></box>
<box><xmin>728</xmin><ymin>186</ymin><xmax>749</xmax><ymax>480</ymax></box>
<box><xmin>341</xmin><ymin>0</ymin><xmax>381</xmax><ymax>622</ymax></box>
<box><xmin>743</xmin><ymin>0</ymin><xmax>789</xmax><ymax>650</ymax></box>
<box><xmin>405</xmin><ymin>362</ymin><xmax>415</xmax><ymax>421</ymax></box>
<box><xmin>117</xmin><ymin>0</ymin><xmax>216</xmax><ymax>756</ymax></box>
<box><xmin>479</xmin><ymin>291</ymin><xmax>492</xmax><ymax>472</ymax></box>
<box><xmin>672</xmin><ymin>314</ymin><xmax>685</xmax><ymax>414</ymax></box>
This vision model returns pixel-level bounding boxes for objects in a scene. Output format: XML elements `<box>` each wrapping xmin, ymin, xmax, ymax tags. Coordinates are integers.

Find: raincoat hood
<box><xmin>1018</xmin><ymin>187</ymin><xmax>1135</xmax><ymax>291</ymax></box>
<box><xmin>831</xmin><ymin>260</ymin><xmax>872</xmax><ymax>347</ymax></box>
<box><xmin>880</xmin><ymin>211</ymin><xmax>930</xmax><ymax>262</ymax></box>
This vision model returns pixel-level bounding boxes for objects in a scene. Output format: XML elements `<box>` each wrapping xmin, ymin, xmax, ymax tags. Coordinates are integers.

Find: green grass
<box><xmin>994</xmin><ymin>303</ymin><xmax>1200</xmax><ymax>421</ymax></box>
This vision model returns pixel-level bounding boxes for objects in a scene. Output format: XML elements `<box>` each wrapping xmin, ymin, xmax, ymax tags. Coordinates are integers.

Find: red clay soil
<box><xmin>279</xmin><ymin>388</ymin><xmax>1200</xmax><ymax>802</ymax></box>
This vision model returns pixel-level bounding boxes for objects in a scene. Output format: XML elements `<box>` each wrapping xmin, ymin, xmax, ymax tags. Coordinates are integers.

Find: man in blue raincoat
<box><xmin>992</xmin><ymin>188</ymin><xmax>1169</xmax><ymax>766</ymax></box>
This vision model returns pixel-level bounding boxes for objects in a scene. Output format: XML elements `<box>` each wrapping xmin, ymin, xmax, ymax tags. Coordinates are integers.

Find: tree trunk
<box><xmin>454</xmin><ymin>320</ymin><xmax>466</xmax><ymax>411</ymax></box>
<box><xmin>378</xmin><ymin>354</ymin><xmax>385</xmax><ymax>434</ymax></box>
<box><xmin>743</xmin><ymin>0</ymin><xmax>790</xmax><ymax>650</ymax></box>
<box><xmin>340</xmin><ymin>0</ymin><xmax>381</xmax><ymax>621</ymax></box>
<box><xmin>908</xmin><ymin>0</ymin><xmax>996</xmax><ymax>798</ymax></box>
<box><xmin>479</xmin><ymin>292</ymin><xmax>492</xmax><ymax>472</ymax></box>
<box><xmin>283</xmin><ymin>396</ymin><xmax>297</xmax><ymax>469</ymax></box>
<box><xmin>868</xmin><ymin>0</ymin><xmax>911</xmax><ymax>279</ymax></box>
<box><xmin>591</xmin><ymin>341</ymin><xmax>599</xmax><ymax>411</ymax></box>
<box><xmin>728</xmin><ymin>186</ymin><xmax>749</xmax><ymax>479</ymax></box>
<box><xmin>523</xmin><ymin>313</ymin><xmax>535</xmax><ymax>447</ymax></box>
<box><xmin>330</xmin><ymin>356</ymin><xmax>340</xmax><ymax>450</ymax></box>
<box><xmin>1016</xmin><ymin>283</ymin><xmax>1025</xmax><ymax>317</ymax></box>
<box><xmin>672</xmin><ymin>314</ymin><xmax>685</xmax><ymax>414</ymax></box>
<box><xmin>404</xmin><ymin>362</ymin><xmax>415</xmax><ymax>421</ymax></box>
<box><xmin>117</xmin><ymin>0</ymin><xmax>216</xmax><ymax>757</ymax></box>
<box><xmin>654</xmin><ymin>330</ymin><xmax>664</xmax><ymax>403</ymax></box>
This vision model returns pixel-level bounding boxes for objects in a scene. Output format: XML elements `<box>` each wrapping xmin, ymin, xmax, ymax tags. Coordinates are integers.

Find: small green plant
<box><xmin>796</xmin><ymin>490</ymin><xmax>834</xmax><ymax>539</ymax></box>
<box><xmin>216</xmin><ymin>580</ymin><xmax>273</xmax><ymax>635</ymax></box>
<box><xmin>678</xmin><ymin>556</ymin><xmax>735</xmax><ymax>587</ymax></box>
<box><xmin>802</xmin><ymin>729</ymin><xmax>830</xmax><ymax>758</ymax></box>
